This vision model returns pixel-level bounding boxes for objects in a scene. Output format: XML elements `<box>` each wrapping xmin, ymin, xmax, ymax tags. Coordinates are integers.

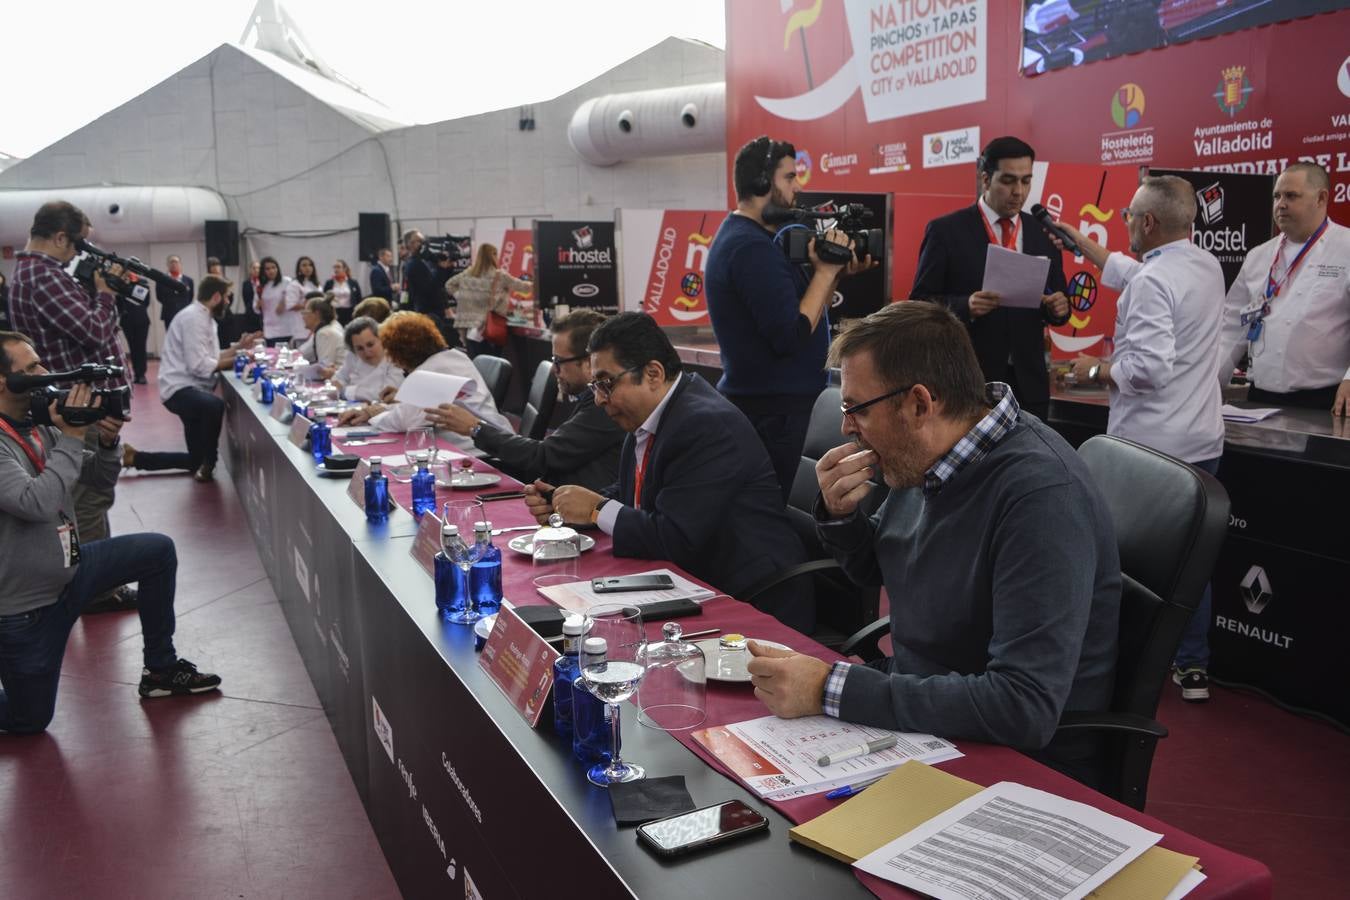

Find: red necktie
<box><xmin>998</xmin><ymin>217</ymin><xmax>1015</xmax><ymax>249</ymax></box>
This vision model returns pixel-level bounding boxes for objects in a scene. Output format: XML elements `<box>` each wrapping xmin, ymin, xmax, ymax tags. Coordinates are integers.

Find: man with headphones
<box><xmin>911</xmin><ymin>136</ymin><xmax>1072</xmax><ymax>420</ymax></box>
<box><xmin>706</xmin><ymin>135</ymin><xmax>870</xmax><ymax>502</ymax></box>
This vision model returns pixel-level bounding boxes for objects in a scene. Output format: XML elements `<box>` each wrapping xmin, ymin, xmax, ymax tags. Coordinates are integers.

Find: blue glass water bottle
<box><xmin>434</xmin><ymin>524</ymin><xmax>469</xmax><ymax>618</ymax></box>
<box><xmin>275</xmin><ymin>377</ymin><xmax>289</xmax><ymax>396</ymax></box>
<box><xmin>259</xmin><ymin>377</ymin><xmax>275</xmax><ymax>404</ymax></box>
<box><xmin>364</xmin><ymin>456</ymin><xmax>389</xmax><ymax>524</ymax></box>
<box><xmin>573</xmin><ymin>637</ymin><xmax>613</xmax><ymax>766</ymax></box>
<box><xmin>410</xmin><ymin>456</ymin><xmax>437</xmax><ymax>516</ymax></box>
<box><xmin>470</xmin><ymin>521</ymin><xmax>502</xmax><ymax>614</ymax></box>
<box><xmin>309</xmin><ymin>419</ymin><xmax>331</xmax><ymax>464</ymax></box>
<box><xmin>234</xmin><ymin>354</ymin><xmax>247</xmax><ymax>378</ymax></box>
<box><xmin>552</xmin><ymin>615</ymin><xmax>588</xmax><ymax>740</ymax></box>
<box><xmin>250</xmin><ymin>361</ymin><xmax>266</xmax><ymax>383</ymax></box>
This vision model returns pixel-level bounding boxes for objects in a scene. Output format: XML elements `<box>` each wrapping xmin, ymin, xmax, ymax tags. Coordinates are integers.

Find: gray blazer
<box><xmin>473</xmin><ymin>389</ymin><xmax>623</xmax><ymax>492</ymax></box>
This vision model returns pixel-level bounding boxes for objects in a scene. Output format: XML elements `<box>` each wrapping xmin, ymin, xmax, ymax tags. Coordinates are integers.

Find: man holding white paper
<box><xmin>336</xmin><ymin>311</ymin><xmax>508</xmax><ymax>450</ymax></box>
<box><xmin>911</xmin><ymin>136</ymin><xmax>1071</xmax><ymax>420</ymax></box>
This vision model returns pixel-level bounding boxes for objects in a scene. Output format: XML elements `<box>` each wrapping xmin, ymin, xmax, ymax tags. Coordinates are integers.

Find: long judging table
<box><xmin>221</xmin><ymin>375</ymin><xmax>1271</xmax><ymax>900</ymax></box>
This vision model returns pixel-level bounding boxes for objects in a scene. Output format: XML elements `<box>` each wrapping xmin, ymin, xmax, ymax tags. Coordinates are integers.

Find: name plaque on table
<box><xmin>288</xmin><ymin>415</ymin><xmax>312</xmax><ymax>449</ymax></box>
<box><xmin>269</xmin><ymin>395</ymin><xmax>294</xmax><ymax>423</ymax></box>
<box><xmin>347</xmin><ymin>459</ymin><xmax>371</xmax><ymax>508</ymax></box>
<box><xmin>410</xmin><ymin>510</ymin><xmax>442</xmax><ymax>577</ymax></box>
<box><xmin>478</xmin><ymin>604</ymin><xmax>560</xmax><ymax>727</ymax></box>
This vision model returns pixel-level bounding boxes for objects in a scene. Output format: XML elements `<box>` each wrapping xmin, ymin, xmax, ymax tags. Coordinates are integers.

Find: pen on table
<box><xmin>816</xmin><ymin>734</ymin><xmax>899</xmax><ymax>767</ymax></box>
<box><xmin>677</xmin><ymin>628</ymin><xmax>721</xmax><ymax>640</ymax></box>
<box><xmin>824</xmin><ymin>774</ymin><xmax>888</xmax><ymax>800</ymax></box>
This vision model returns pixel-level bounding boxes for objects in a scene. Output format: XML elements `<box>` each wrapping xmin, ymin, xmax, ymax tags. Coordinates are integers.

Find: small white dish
<box><xmin>474</xmin><ymin>614</ymin><xmax>497</xmax><ymax>641</ymax></box>
<box><xmin>506</xmin><ymin>533</ymin><xmax>597</xmax><ymax>555</ymax></box>
<box><xmin>436</xmin><ymin>473</ymin><xmax>503</xmax><ymax>490</ymax></box>
<box><xmin>694</xmin><ymin>638</ymin><xmax>790</xmax><ymax>683</ymax></box>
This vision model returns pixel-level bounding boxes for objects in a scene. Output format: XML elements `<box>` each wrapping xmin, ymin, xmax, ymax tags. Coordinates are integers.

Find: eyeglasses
<box><xmin>549</xmin><ymin>353</ymin><xmax>588</xmax><ymax>367</ymax></box>
<box><xmin>589</xmin><ymin>364</ymin><xmax>644</xmax><ymax>397</ymax></box>
<box><xmin>841</xmin><ymin>384</ymin><xmax>914</xmax><ymax>419</ymax></box>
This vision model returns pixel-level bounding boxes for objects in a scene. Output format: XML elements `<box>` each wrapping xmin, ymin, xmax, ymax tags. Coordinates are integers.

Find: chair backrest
<box><xmin>786</xmin><ymin>386</ymin><xmax>888</xmax><ymax>646</ymax></box>
<box><xmin>1078</xmin><ymin>434</ymin><xmax>1230</xmax><ymax>718</ymax></box>
<box><xmin>519</xmin><ymin>360</ymin><xmax>558</xmax><ymax>441</ymax></box>
<box><xmin>471</xmin><ymin>354</ymin><xmax>513</xmax><ymax>410</ymax></box>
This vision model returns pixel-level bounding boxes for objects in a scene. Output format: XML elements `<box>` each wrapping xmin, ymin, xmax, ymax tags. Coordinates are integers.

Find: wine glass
<box><xmin>581</xmin><ymin>603</ymin><xmax>647</xmax><ymax>787</ymax></box>
<box><xmin>441</xmin><ymin>499</ymin><xmax>488</xmax><ymax>624</ymax></box>
<box><xmin>405</xmin><ymin>425</ymin><xmax>440</xmax><ymax>467</ymax></box>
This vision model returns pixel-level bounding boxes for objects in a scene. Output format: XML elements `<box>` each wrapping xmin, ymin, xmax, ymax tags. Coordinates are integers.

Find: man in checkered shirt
<box><xmin>8</xmin><ymin>201</ymin><xmax>137</xmax><ymax>613</ymax></box>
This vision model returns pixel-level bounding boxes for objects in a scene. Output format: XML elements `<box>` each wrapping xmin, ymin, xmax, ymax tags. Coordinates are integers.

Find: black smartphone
<box><xmin>476</xmin><ymin>490</ymin><xmax>527</xmax><ymax>502</ymax></box>
<box><xmin>637</xmin><ymin>800</ymin><xmax>768</xmax><ymax>857</ymax></box>
<box><xmin>591</xmin><ymin>574</ymin><xmax>676</xmax><ymax>593</ymax></box>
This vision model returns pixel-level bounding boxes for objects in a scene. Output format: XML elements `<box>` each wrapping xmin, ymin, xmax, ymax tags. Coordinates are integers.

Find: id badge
<box><xmin>58</xmin><ymin>512</ymin><xmax>81</xmax><ymax>568</ymax></box>
<box><xmin>1247</xmin><ymin>320</ymin><xmax>1264</xmax><ymax>342</ymax></box>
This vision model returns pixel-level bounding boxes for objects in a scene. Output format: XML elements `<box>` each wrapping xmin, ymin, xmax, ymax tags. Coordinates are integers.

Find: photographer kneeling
<box><xmin>0</xmin><ymin>331</ymin><xmax>220</xmax><ymax>734</ymax></box>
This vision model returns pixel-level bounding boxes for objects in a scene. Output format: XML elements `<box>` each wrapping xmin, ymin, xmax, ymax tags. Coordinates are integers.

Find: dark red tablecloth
<box><xmin>330</xmin><ymin>430</ymin><xmax>1271</xmax><ymax>900</ymax></box>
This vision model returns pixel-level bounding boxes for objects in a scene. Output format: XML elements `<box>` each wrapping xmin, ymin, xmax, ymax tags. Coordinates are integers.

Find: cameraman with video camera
<box><xmin>707</xmin><ymin>135</ymin><xmax>872</xmax><ymax>502</ymax></box>
<box><xmin>0</xmin><ymin>331</ymin><xmax>221</xmax><ymax>733</ymax></box>
<box><xmin>401</xmin><ymin>229</ymin><xmax>459</xmax><ymax>347</ymax></box>
<box><xmin>8</xmin><ymin>201</ymin><xmax>146</xmax><ymax>613</ymax></box>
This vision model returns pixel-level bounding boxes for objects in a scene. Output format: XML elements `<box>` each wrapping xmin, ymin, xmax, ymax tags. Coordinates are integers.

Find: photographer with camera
<box><xmin>706</xmin><ymin>135</ymin><xmax>873</xmax><ymax>502</ymax></box>
<box><xmin>9</xmin><ymin>201</ymin><xmax>143</xmax><ymax>613</ymax></box>
<box><xmin>0</xmin><ymin>331</ymin><xmax>221</xmax><ymax>733</ymax></box>
<box><xmin>401</xmin><ymin>229</ymin><xmax>459</xmax><ymax>347</ymax></box>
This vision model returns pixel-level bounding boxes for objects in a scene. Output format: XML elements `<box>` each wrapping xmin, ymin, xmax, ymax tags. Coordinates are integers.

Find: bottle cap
<box><xmin>370</xmin><ymin>455</ymin><xmax>383</xmax><ymax>465</ymax></box>
<box><xmin>583</xmin><ymin>637</ymin><xmax>608</xmax><ymax>655</ymax></box>
<box><xmin>474</xmin><ymin>520</ymin><xmax>492</xmax><ymax>534</ymax></box>
<box><xmin>561</xmin><ymin>614</ymin><xmax>588</xmax><ymax>636</ymax></box>
<box><xmin>442</xmin><ymin>524</ymin><xmax>458</xmax><ymax>536</ymax></box>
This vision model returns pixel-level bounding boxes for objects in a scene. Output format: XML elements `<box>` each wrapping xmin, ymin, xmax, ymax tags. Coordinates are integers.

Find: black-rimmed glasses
<box><xmin>589</xmin><ymin>364</ymin><xmax>644</xmax><ymax>397</ymax></box>
<box><xmin>549</xmin><ymin>353</ymin><xmax>588</xmax><ymax>367</ymax></box>
<box><xmin>841</xmin><ymin>384</ymin><xmax>913</xmax><ymax>419</ymax></box>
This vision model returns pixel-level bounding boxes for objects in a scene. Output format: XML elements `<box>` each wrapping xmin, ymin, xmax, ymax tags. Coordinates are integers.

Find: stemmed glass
<box><xmin>581</xmin><ymin>604</ymin><xmax>647</xmax><ymax>786</ymax></box>
<box><xmin>392</xmin><ymin>425</ymin><xmax>437</xmax><ymax>483</ymax></box>
<box><xmin>441</xmin><ymin>499</ymin><xmax>488</xmax><ymax>624</ymax></box>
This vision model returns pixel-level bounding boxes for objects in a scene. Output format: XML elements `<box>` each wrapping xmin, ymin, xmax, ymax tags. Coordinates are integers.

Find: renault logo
<box><xmin>1240</xmin><ymin>565</ymin><xmax>1272</xmax><ymax>615</ymax></box>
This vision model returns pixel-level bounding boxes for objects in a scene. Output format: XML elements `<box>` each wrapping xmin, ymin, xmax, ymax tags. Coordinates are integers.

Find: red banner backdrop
<box><xmin>497</xmin><ymin>229</ymin><xmax>535</xmax><ymax>302</ymax></box>
<box><xmin>726</xmin><ymin>1</ymin><xmax>1350</xmax><ymax>303</ymax></box>
<box><xmin>640</xmin><ymin>210</ymin><xmax>728</xmax><ymax>327</ymax></box>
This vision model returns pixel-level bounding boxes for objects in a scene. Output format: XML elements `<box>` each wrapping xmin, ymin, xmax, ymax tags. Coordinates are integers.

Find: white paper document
<box><xmin>982</xmin><ymin>243</ymin><xmax>1051</xmax><ymax>309</ymax></box>
<box><xmin>716</xmin><ymin>715</ymin><xmax>961</xmax><ymax>800</ymax></box>
<box><xmin>1163</xmin><ymin>868</ymin><xmax>1206</xmax><ymax>900</ymax></box>
<box><xmin>539</xmin><ymin>568</ymin><xmax>715</xmax><ymax>612</ymax></box>
<box><xmin>1221</xmin><ymin>404</ymin><xmax>1281</xmax><ymax>423</ymax></box>
<box><xmin>854</xmin><ymin>782</ymin><xmax>1162</xmax><ymax>900</ymax></box>
<box><xmin>394</xmin><ymin>370</ymin><xmax>475</xmax><ymax>409</ymax></box>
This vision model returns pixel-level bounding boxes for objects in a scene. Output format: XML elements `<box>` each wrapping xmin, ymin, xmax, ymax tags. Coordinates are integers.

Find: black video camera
<box><xmin>417</xmin><ymin>234</ymin><xmax>472</xmax><ymax>266</ymax></box>
<box><xmin>5</xmin><ymin>361</ymin><xmax>129</xmax><ymax>427</ymax></box>
<box><xmin>71</xmin><ymin>239</ymin><xmax>188</xmax><ymax>306</ymax></box>
<box><xmin>769</xmin><ymin>202</ymin><xmax>883</xmax><ymax>266</ymax></box>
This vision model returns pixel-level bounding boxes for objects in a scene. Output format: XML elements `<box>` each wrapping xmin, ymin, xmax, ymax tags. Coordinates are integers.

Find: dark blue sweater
<box><xmin>705</xmin><ymin>213</ymin><xmax>829</xmax><ymax>399</ymax></box>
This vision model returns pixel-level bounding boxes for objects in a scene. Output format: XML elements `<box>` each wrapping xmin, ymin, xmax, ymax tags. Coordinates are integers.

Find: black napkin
<box><xmin>608</xmin><ymin>775</ymin><xmax>697</xmax><ymax>826</ymax></box>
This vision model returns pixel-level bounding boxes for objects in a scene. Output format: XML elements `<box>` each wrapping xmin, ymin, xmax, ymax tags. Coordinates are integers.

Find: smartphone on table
<box><xmin>592</xmin><ymin>574</ymin><xmax>675</xmax><ymax>593</ymax></box>
<box><xmin>636</xmin><ymin>800</ymin><xmax>768</xmax><ymax>857</ymax></box>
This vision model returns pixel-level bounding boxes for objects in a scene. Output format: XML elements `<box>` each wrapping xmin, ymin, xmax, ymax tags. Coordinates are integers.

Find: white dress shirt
<box><xmin>594</xmin><ymin>379</ymin><xmax>679</xmax><ymax>535</ymax></box>
<box><xmin>299</xmin><ymin>321</ymin><xmax>347</xmax><ymax>369</ymax></box>
<box><xmin>978</xmin><ymin>196</ymin><xmax>1023</xmax><ymax>252</ymax></box>
<box><xmin>1100</xmin><ymin>239</ymin><xmax>1225</xmax><ymax>463</ymax></box>
<box><xmin>369</xmin><ymin>349</ymin><xmax>511</xmax><ymax>450</ymax></box>
<box><xmin>157</xmin><ymin>302</ymin><xmax>220</xmax><ymax>402</ymax></box>
<box><xmin>335</xmin><ymin>354</ymin><xmax>404</xmax><ymax>403</ymax></box>
<box><xmin>258</xmin><ymin>277</ymin><xmax>304</xmax><ymax>339</ymax></box>
<box><xmin>1218</xmin><ymin>219</ymin><xmax>1350</xmax><ymax>393</ymax></box>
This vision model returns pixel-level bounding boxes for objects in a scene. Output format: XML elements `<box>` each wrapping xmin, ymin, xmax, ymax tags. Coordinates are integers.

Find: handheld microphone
<box><xmin>1029</xmin><ymin>204</ymin><xmax>1082</xmax><ymax>255</ymax></box>
<box><xmin>76</xmin><ymin>239</ymin><xmax>189</xmax><ymax>297</ymax></box>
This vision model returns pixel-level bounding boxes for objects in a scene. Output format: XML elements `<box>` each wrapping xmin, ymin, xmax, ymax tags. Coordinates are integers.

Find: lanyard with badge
<box><xmin>980</xmin><ymin>212</ymin><xmax>1020</xmax><ymax>250</ymax></box>
<box><xmin>1242</xmin><ymin>217</ymin><xmax>1329</xmax><ymax>342</ymax></box>
<box><xmin>0</xmin><ymin>418</ymin><xmax>81</xmax><ymax>567</ymax></box>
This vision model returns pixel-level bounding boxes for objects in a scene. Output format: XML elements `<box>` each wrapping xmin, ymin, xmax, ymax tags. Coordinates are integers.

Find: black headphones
<box><xmin>750</xmin><ymin>136</ymin><xmax>776</xmax><ymax>197</ymax></box>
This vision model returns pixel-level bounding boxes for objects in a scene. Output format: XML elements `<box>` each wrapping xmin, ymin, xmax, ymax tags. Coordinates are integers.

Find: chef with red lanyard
<box><xmin>1219</xmin><ymin>162</ymin><xmax>1350</xmax><ymax>414</ymax></box>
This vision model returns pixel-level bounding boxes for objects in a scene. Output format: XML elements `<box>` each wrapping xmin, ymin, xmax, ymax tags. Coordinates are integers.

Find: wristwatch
<box><xmin>469</xmin><ymin>421</ymin><xmax>484</xmax><ymax>440</ymax></box>
<box><xmin>591</xmin><ymin>498</ymin><xmax>610</xmax><ymax>525</ymax></box>
<box><xmin>1087</xmin><ymin>364</ymin><xmax>1101</xmax><ymax>385</ymax></box>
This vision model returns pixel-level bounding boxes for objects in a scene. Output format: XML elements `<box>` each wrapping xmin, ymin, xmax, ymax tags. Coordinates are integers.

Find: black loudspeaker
<box><xmin>204</xmin><ymin>220</ymin><xmax>239</xmax><ymax>266</ymax></box>
<box><xmin>359</xmin><ymin>213</ymin><xmax>391</xmax><ymax>262</ymax></box>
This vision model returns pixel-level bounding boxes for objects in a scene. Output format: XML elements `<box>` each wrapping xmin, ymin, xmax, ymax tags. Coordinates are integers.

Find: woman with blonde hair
<box><xmin>445</xmin><ymin>243</ymin><xmax>532</xmax><ymax>354</ymax></box>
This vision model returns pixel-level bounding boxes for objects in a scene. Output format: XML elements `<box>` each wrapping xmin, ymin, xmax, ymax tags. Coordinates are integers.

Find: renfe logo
<box><xmin>372</xmin><ymin>695</ymin><xmax>394</xmax><ymax>763</ymax></box>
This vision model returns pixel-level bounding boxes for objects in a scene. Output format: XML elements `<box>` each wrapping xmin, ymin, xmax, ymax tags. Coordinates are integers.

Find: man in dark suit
<box><xmin>369</xmin><ymin>248</ymin><xmax>397</xmax><ymax>302</ymax></box>
<box><xmin>157</xmin><ymin>255</ymin><xmax>193</xmax><ymax>329</ymax></box>
<box><xmin>527</xmin><ymin>312</ymin><xmax>813</xmax><ymax>634</ymax></box>
<box><xmin>911</xmin><ymin>136</ymin><xmax>1072</xmax><ymax>420</ymax></box>
<box><xmin>118</xmin><ymin>291</ymin><xmax>151</xmax><ymax>384</ymax></box>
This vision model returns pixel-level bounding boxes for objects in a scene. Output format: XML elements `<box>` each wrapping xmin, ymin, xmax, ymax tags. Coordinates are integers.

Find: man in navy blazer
<box><xmin>529</xmin><ymin>312</ymin><xmax>814</xmax><ymax>634</ymax></box>
<box><xmin>911</xmin><ymin>136</ymin><xmax>1072</xmax><ymax>420</ymax></box>
<box><xmin>368</xmin><ymin>248</ymin><xmax>396</xmax><ymax>301</ymax></box>
<box><xmin>157</xmin><ymin>255</ymin><xmax>193</xmax><ymax>328</ymax></box>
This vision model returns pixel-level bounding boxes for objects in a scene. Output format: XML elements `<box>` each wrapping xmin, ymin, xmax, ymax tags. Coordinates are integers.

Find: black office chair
<box><xmin>841</xmin><ymin>433</ymin><xmax>1230</xmax><ymax>809</ymax></box>
<box><xmin>743</xmin><ymin>385</ymin><xmax>889</xmax><ymax>650</ymax></box>
<box><xmin>471</xmin><ymin>354</ymin><xmax>513</xmax><ymax>411</ymax></box>
<box><xmin>519</xmin><ymin>360</ymin><xmax>558</xmax><ymax>442</ymax></box>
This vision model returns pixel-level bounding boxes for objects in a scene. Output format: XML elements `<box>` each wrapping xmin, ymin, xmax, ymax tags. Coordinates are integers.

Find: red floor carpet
<box><xmin>2</xmin><ymin>364</ymin><xmax>1345</xmax><ymax>898</ymax></box>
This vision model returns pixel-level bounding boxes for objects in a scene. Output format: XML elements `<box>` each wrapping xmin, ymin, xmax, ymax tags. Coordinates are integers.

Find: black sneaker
<box><xmin>1172</xmin><ymin>667</ymin><xmax>1210</xmax><ymax>702</ymax></box>
<box><xmin>83</xmin><ymin>584</ymin><xmax>139</xmax><ymax>614</ymax></box>
<box><xmin>139</xmin><ymin>659</ymin><xmax>222</xmax><ymax>698</ymax></box>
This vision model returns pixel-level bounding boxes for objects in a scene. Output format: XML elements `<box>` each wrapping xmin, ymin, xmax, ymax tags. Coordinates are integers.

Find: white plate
<box><xmin>694</xmin><ymin>638</ymin><xmax>790</xmax><ymax>683</ymax></box>
<box><xmin>315</xmin><ymin>462</ymin><xmax>357</xmax><ymax>477</ymax></box>
<box><xmin>474</xmin><ymin>614</ymin><xmax>497</xmax><ymax>641</ymax></box>
<box><xmin>435</xmin><ymin>473</ymin><xmax>502</xmax><ymax>490</ymax></box>
<box><xmin>506</xmin><ymin>533</ymin><xmax>597</xmax><ymax>555</ymax></box>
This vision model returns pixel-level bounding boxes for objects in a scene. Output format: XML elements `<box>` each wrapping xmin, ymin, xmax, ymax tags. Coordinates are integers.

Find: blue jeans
<box><xmin>1175</xmin><ymin>456</ymin><xmax>1221</xmax><ymax>669</ymax></box>
<box><xmin>0</xmin><ymin>534</ymin><xmax>179</xmax><ymax>735</ymax></box>
<box><xmin>132</xmin><ymin>387</ymin><xmax>226</xmax><ymax>472</ymax></box>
